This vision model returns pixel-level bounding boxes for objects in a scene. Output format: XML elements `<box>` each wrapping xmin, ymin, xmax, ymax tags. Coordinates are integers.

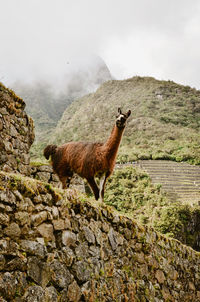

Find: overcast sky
<box><xmin>1</xmin><ymin>0</ymin><xmax>200</xmax><ymax>89</ymax></box>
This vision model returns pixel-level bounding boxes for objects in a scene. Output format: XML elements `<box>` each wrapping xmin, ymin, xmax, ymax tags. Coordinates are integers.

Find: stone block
<box><xmin>37</xmin><ymin>223</ymin><xmax>55</xmax><ymax>242</ymax></box>
<box><xmin>4</xmin><ymin>222</ymin><xmax>21</xmax><ymax>239</ymax></box>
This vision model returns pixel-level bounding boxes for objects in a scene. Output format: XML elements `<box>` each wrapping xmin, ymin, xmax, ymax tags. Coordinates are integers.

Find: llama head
<box><xmin>116</xmin><ymin>108</ymin><xmax>131</xmax><ymax>128</ymax></box>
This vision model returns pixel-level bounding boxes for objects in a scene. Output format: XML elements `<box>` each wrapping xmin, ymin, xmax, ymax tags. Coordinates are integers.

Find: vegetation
<box><xmin>43</xmin><ymin>76</ymin><xmax>200</xmax><ymax>164</ymax></box>
<box><xmin>104</xmin><ymin>166</ymin><xmax>200</xmax><ymax>249</ymax></box>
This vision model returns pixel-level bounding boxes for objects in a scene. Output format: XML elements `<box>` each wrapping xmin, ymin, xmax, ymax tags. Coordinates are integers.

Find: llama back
<box><xmin>61</xmin><ymin>142</ymin><xmax>104</xmax><ymax>178</ymax></box>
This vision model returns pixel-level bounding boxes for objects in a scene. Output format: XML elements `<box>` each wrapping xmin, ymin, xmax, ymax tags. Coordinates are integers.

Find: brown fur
<box><xmin>43</xmin><ymin>108</ymin><xmax>131</xmax><ymax>200</ymax></box>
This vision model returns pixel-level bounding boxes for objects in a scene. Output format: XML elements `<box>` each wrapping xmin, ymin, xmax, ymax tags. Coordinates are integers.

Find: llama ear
<box><xmin>126</xmin><ymin>110</ymin><xmax>131</xmax><ymax>117</ymax></box>
<box><xmin>118</xmin><ymin>108</ymin><xmax>122</xmax><ymax>114</ymax></box>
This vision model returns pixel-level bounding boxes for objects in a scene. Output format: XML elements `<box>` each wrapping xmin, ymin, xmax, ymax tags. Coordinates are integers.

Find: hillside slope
<box><xmin>50</xmin><ymin>76</ymin><xmax>200</xmax><ymax>164</ymax></box>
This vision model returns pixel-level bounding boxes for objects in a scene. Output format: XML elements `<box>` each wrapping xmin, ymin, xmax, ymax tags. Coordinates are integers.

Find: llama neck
<box><xmin>103</xmin><ymin>124</ymin><xmax>125</xmax><ymax>160</ymax></box>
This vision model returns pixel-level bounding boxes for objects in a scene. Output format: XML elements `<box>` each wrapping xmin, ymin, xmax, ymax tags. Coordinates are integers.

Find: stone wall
<box><xmin>0</xmin><ymin>83</ymin><xmax>34</xmax><ymax>175</ymax></box>
<box><xmin>30</xmin><ymin>163</ymin><xmax>85</xmax><ymax>193</ymax></box>
<box><xmin>0</xmin><ymin>171</ymin><xmax>200</xmax><ymax>302</ymax></box>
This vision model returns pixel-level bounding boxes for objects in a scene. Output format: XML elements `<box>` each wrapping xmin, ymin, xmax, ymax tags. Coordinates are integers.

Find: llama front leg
<box><xmin>86</xmin><ymin>177</ymin><xmax>99</xmax><ymax>200</ymax></box>
<box><xmin>99</xmin><ymin>172</ymin><xmax>109</xmax><ymax>202</ymax></box>
<box><xmin>59</xmin><ymin>176</ymin><xmax>67</xmax><ymax>189</ymax></box>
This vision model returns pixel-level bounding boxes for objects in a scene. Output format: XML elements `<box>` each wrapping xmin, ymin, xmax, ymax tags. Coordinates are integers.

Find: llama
<box><xmin>43</xmin><ymin>108</ymin><xmax>131</xmax><ymax>201</ymax></box>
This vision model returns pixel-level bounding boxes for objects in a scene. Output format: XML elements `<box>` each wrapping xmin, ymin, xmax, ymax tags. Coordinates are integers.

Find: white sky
<box><xmin>1</xmin><ymin>0</ymin><xmax>200</xmax><ymax>89</ymax></box>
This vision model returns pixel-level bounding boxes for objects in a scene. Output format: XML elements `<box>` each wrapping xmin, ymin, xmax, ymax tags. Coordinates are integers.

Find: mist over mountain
<box><xmin>12</xmin><ymin>55</ymin><xmax>113</xmax><ymax>144</ymax></box>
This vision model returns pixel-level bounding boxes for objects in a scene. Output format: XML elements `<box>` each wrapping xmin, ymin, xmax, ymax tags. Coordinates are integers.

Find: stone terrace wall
<box><xmin>0</xmin><ymin>83</ymin><xmax>34</xmax><ymax>175</ymax></box>
<box><xmin>30</xmin><ymin>163</ymin><xmax>85</xmax><ymax>193</ymax></box>
<box><xmin>0</xmin><ymin>171</ymin><xmax>200</xmax><ymax>302</ymax></box>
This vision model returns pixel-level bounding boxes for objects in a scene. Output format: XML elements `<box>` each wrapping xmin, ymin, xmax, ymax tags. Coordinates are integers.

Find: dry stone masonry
<box><xmin>30</xmin><ymin>163</ymin><xmax>85</xmax><ymax>193</ymax></box>
<box><xmin>0</xmin><ymin>171</ymin><xmax>200</xmax><ymax>301</ymax></box>
<box><xmin>0</xmin><ymin>83</ymin><xmax>34</xmax><ymax>175</ymax></box>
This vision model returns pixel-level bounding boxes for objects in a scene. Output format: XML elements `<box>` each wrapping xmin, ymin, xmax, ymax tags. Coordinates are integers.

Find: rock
<box><xmin>27</xmin><ymin>257</ymin><xmax>50</xmax><ymax>288</ymax></box>
<box><xmin>23</xmin><ymin>285</ymin><xmax>45</xmax><ymax>302</ymax></box>
<box><xmin>34</xmin><ymin>195</ymin><xmax>43</xmax><ymax>204</ymax></box>
<box><xmin>52</xmin><ymin>206</ymin><xmax>59</xmax><ymax>219</ymax></box>
<box><xmin>0</xmin><ymin>272</ymin><xmax>17</xmax><ymax>300</ymax></box>
<box><xmin>50</xmin><ymin>260</ymin><xmax>73</xmax><ymax>288</ymax></box>
<box><xmin>67</xmin><ymin>280</ymin><xmax>81</xmax><ymax>302</ymax></box>
<box><xmin>38</xmin><ymin>165</ymin><xmax>53</xmax><ymax>173</ymax></box>
<box><xmin>189</xmin><ymin>281</ymin><xmax>195</xmax><ymax>291</ymax></box>
<box><xmin>0</xmin><ymin>119</ymin><xmax>3</xmax><ymax>131</ymax></box>
<box><xmin>37</xmin><ymin>223</ymin><xmax>55</xmax><ymax>242</ymax></box>
<box><xmin>72</xmin><ymin>261</ymin><xmax>91</xmax><ymax>282</ymax></box>
<box><xmin>0</xmin><ymin>239</ymin><xmax>19</xmax><ymax>256</ymax></box>
<box><xmin>82</xmin><ymin>226</ymin><xmax>95</xmax><ymax>244</ymax></box>
<box><xmin>41</xmin><ymin>193</ymin><xmax>52</xmax><ymax>205</ymax></box>
<box><xmin>20</xmin><ymin>240</ymin><xmax>47</xmax><ymax>259</ymax></box>
<box><xmin>53</xmin><ymin>219</ymin><xmax>65</xmax><ymax>230</ymax></box>
<box><xmin>0</xmin><ymin>213</ymin><xmax>10</xmax><ymax>226</ymax></box>
<box><xmin>31</xmin><ymin>211</ymin><xmax>48</xmax><ymax>226</ymax></box>
<box><xmin>89</xmin><ymin>245</ymin><xmax>100</xmax><ymax>258</ymax></box>
<box><xmin>36</xmin><ymin>172</ymin><xmax>51</xmax><ymax>182</ymax></box>
<box><xmin>15</xmin><ymin>211</ymin><xmax>30</xmax><ymax>226</ymax></box>
<box><xmin>108</xmin><ymin>228</ymin><xmax>117</xmax><ymax>250</ymax></box>
<box><xmin>4</xmin><ymin>222</ymin><xmax>21</xmax><ymax>238</ymax></box>
<box><xmin>0</xmin><ymin>190</ymin><xmax>16</xmax><ymax>204</ymax></box>
<box><xmin>135</xmin><ymin>252</ymin><xmax>145</xmax><ymax>264</ymax></box>
<box><xmin>102</xmin><ymin>221</ymin><xmax>110</xmax><ymax>233</ymax></box>
<box><xmin>75</xmin><ymin>242</ymin><xmax>89</xmax><ymax>259</ymax></box>
<box><xmin>0</xmin><ymin>255</ymin><xmax>6</xmax><ymax>270</ymax></box>
<box><xmin>155</xmin><ymin>269</ymin><xmax>166</xmax><ymax>284</ymax></box>
<box><xmin>62</xmin><ymin>231</ymin><xmax>76</xmax><ymax>247</ymax></box>
<box><xmin>44</xmin><ymin>286</ymin><xmax>58</xmax><ymax>302</ymax></box>
<box><xmin>61</xmin><ymin>247</ymin><xmax>75</xmax><ymax>267</ymax></box>
<box><xmin>5</xmin><ymin>256</ymin><xmax>27</xmax><ymax>271</ymax></box>
<box><xmin>36</xmin><ymin>237</ymin><xmax>45</xmax><ymax>245</ymax></box>
<box><xmin>0</xmin><ymin>84</ymin><xmax>34</xmax><ymax>175</ymax></box>
<box><xmin>17</xmin><ymin>197</ymin><xmax>34</xmax><ymax>212</ymax></box>
<box><xmin>169</xmin><ymin>269</ymin><xmax>179</xmax><ymax>280</ymax></box>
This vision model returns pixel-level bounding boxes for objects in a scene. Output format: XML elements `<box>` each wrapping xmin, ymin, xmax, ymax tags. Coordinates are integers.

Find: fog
<box><xmin>1</xmin><ymin>0</ymin><xmax>200</xmax><ymax>89</ymax></box>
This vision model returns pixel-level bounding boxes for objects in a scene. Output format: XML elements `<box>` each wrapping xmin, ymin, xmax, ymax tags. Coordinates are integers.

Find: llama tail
<box><xmin>43</xmin><ymin>144</ymin><xmax>57</xmax><ymax>160</ymax></box>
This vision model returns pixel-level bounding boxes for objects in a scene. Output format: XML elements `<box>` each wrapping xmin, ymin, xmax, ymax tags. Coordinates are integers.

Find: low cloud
<box><xmin>1</xmin><ymin>0</ymin><xmax>200</xmax><ymax>89</ymax></box>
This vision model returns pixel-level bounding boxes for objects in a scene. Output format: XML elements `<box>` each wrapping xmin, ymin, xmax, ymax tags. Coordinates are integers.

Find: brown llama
<box><xmin>43</xmin><ymin>108</ymin><xmax>131</xmax><ymax>201</ymax></box>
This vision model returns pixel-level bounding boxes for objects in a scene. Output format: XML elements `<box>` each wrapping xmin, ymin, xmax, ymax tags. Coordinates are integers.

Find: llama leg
<box><xmin>99</xmin><ymin>175</ymin><xmax>106</xmax><ymax>202</ymax></box>
<box><xmin>99</xmin><ymin>173</ymin><xmax>109</xmax><ymax>202</ymax></box>
<box><xmin>59</xmin><ymin>171</ymin><xmax>73</xmax><ymax>189</ymax></box>
<box><xmin>66</xmin><ymin>173</ymin><xmax>73</xmax><ymax>188</ymax></box>
<box><xmin>86</xmin><ymin>177</ymin><xmax>99</xmax><ymax>200</ymax></box>
<box><xmin>59</xmin><ymin>176</ymin><xmax>67</xmax><ymax>189</ymax></box>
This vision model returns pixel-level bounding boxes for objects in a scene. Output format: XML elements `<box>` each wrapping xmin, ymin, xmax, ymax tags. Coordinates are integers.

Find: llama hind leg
<box><xmin>59</xmin><ymin>175</ymin><xmax>72</xmax><ymax>189</ymax></box>
<box><xmin>59</xmin><ymin>170</ymin><xmax>73</xmax><ymax>189</ymax></box>
<box><xmin>86</xmin><ymin>177</ymin><xmax>99</xmax><ymax>200</ymax></box>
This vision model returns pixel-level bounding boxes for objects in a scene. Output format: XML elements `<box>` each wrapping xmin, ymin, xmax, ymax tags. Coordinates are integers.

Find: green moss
<box><xmin>30</xmin><ymin>161</ymin><xmax>48</xmax><ymax>167</ymax></box>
